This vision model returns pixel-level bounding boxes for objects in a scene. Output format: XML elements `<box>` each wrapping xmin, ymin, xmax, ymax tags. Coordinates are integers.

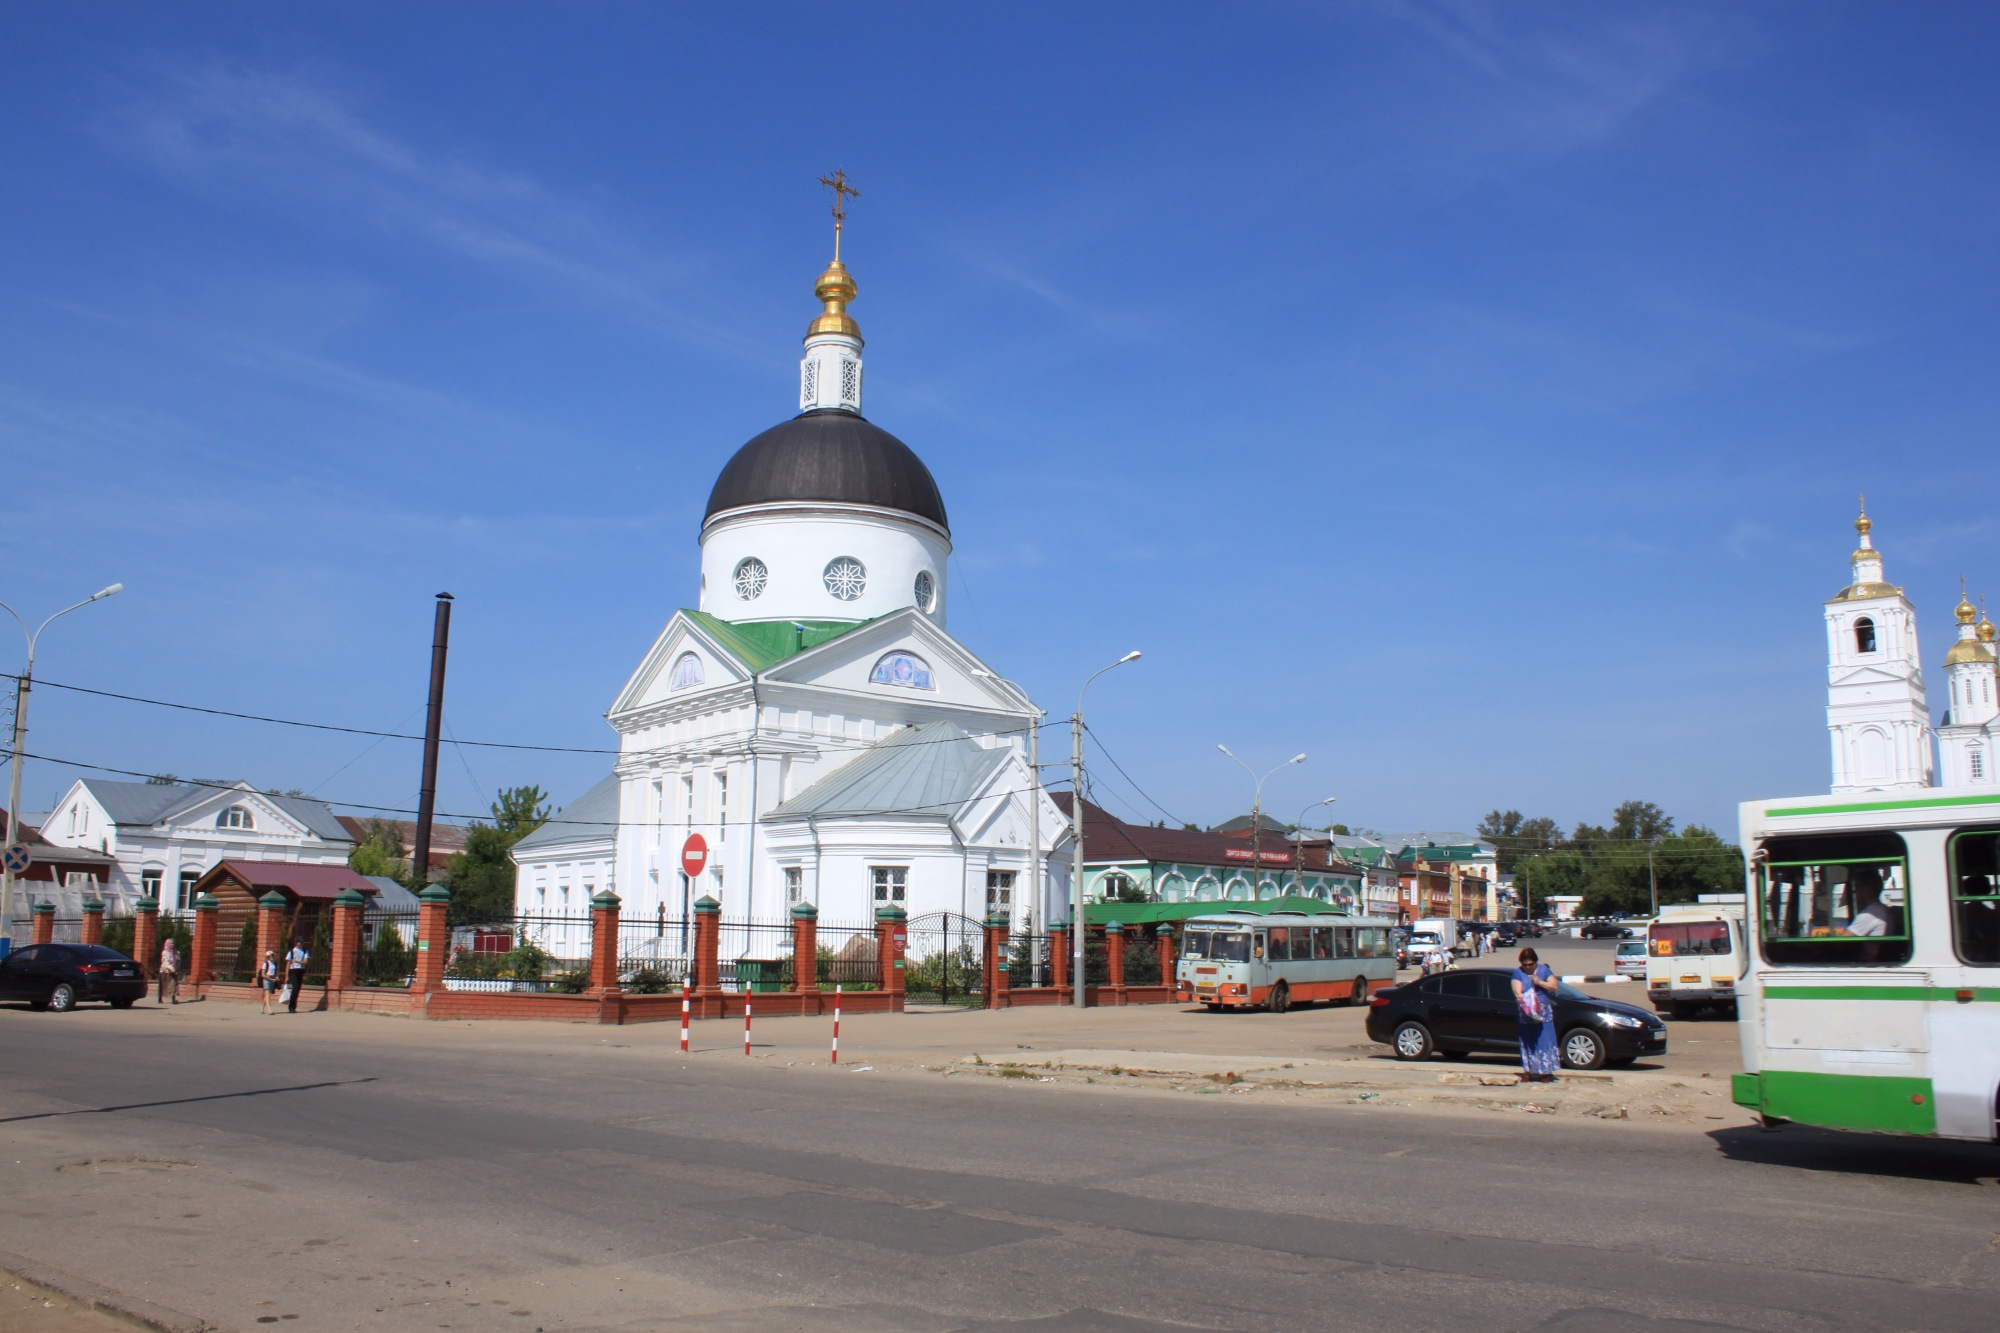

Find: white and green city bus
<box><xmin>1735</xmin><ymin>787</ymin><xmax>2000</xmax><ymax>1140</ymax></box>
<box><xmin>1176</xmin><ymin>911</ymin><xmax>1398</xmax><ymax>1012</ymax></box>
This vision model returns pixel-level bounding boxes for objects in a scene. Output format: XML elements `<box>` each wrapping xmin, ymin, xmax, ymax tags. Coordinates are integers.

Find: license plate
<box><xmin>113</xmin><ymin>969</ymin><xmax>136</xmax><ymax>977</ymax></box>
<box><xmin>1196</xmin><ymin>982</ymin><xmax>1216</xmax><ymax>992</ymax></box>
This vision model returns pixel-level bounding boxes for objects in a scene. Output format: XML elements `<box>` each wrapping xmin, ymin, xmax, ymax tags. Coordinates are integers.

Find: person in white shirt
<box><xmin>1841</xmin><ymin>869</ymin><xmax>1896</xmax><ymax>938</ymax></box>
<box><xmin>284</xmin><ymin>938</ymin><xmax>309</xmax><ymax>1013</ymax></box>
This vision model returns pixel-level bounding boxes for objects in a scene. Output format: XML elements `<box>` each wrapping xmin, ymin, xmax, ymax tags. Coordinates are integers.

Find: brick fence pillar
<box><xmin>132</xmin><ymin>896</ymin><xmax>160</xmax><ymax>978</ymax></box>
<box><xmin>411</xmin><ymin>884</ymin><xmax>450</xmax><ymax>994</ymax></box>
<box><xmin>254</xmin><ymin>891</ymin><xmax>285</xmax><ymax>983</ymax></box>
<box><xmin>1049</xmin><ymin>921</ymin><xmax>1070</xmax><ymax>999</ymax></box>
<box><xmin>80</xmin><ymin>898</ymin><xmax>105</xmax><ymax>946</ymax></box>
<box><xmin>328</xmin><ymin>888</ymin><xmax>364</xmax><ymax>994</ymax></box>
<box><xmin>1105</xmin><ymin>920</ymin><xmax>1127</xmax><ymax>1006</ymax></box>
<box><xmin>691</xmin><ymin>896</ymin><xmax>722</xmax><ymax>1012</ymax></box>
<box><xmin>189</xmin><ymin>893</ymin><xmax>218</xmax><ymax>989</ymax></box>
<box><xmin>588</xmin><ymin>890</ymin><xmax>623</xmax><ymax>995</ymax></box>
<box><xmin>875</xmin><ymin>904</ymin><xmax>906</xmax><ymax>1008</ymax></box>
<box><xmin>1156</xmin><ymin>923</ymin><xmax>1177</xmax><ymax>996</ymax></box>
<box><xmin>790</xmin><ymin>902</ymin><xmax>820</xmax><ymax>1015</ymax></box>
<box><xmin>30</xmin><ymin>901</ymin><xmax>54</xmax><ymax>946</ymax></box>
<box><xmin>984</xmin><ymin>913</ymin><xmax>1010</xmax><ymax>1008</ymax></box>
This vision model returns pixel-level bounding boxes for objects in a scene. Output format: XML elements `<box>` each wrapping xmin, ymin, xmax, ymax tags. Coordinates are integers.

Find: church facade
<box><xmin>1822</xmin><ymin>505</ymin><xmax>1998</xmax><ymax>792</ymax></box>
<box><xmin>512</xmin><ymin>214</ymin><xmax>1069</xmax><ymax>940</ymax></box>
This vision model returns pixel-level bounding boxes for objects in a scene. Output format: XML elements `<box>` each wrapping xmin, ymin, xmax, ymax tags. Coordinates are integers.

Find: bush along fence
<box><xmin>98</xmin><ymin>890</ymin><xmax>1191</xmax><ymax>1024</ymax></box>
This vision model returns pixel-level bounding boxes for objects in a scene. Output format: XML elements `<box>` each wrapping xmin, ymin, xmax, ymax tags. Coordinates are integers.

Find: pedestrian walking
<box><xmin>157</xmin><ymin>937</ymin><xmax>181</xmax><ymax>1005</ymax></box>
<box><xmin>258</xmin><ymin>950</ymin><xmax>280</xmax><ymax>1015</ymax></box>
<box><xmin>284</xmin><ymin>936</ymin><xmax>309</xmax><ymax>1013</ymax></box>
<box><xmin>1511</xmin><ymin>947</ymin><xmax>1559</xmax><ymax>1083</ymax></box>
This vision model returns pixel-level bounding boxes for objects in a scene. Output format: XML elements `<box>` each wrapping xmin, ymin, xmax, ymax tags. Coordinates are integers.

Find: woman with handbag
<box><xmin>1510</xmin><ymin>947</ymin><xmax>1560</xmax><ymax>1083</ymax></box>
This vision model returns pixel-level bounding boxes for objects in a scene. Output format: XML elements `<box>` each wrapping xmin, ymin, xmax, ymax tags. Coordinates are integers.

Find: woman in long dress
<box><xmin>1511</xmin><ymin>947</ymin><xmax>1560</xmax><ymax>1082</ymax></box>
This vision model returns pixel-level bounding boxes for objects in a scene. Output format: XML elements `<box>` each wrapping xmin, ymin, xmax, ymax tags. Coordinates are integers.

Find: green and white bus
<box><xmin>1176</xmin><ymin>911</ymin><xmax>1398</xmax><ymax>1012</ymax></box>
<box><xmin>1735</xmin><ymin>787</ymin><xmax>2000</xmax><ymax>1140</ymax></box>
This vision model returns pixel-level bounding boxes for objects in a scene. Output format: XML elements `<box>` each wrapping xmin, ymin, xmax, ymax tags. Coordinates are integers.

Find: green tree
<box><xmin>1479</xmin><ymin>811</ymin><xmax>1562</xmax><ymax>874</ymax></box>
<box><xmin>347</xmin><ymin>817</ymin><xmax>411</xmax><ymax>886</ymax></box>
<box><xmin>444</xmin><ymin>786</ymin><xmax>552</xmax><ymax>924</ymax></box>
<box><xmin>1610</xmin><ymin>801</ymin><xmax>1675</xmax><ymax>843</ymax></box>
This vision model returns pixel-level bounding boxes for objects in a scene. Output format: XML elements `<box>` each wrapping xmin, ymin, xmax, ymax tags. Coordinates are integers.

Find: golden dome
<box><xmin>1981</xmin><ymin>616</ymin><xmax>1996</xmax><ymax>644</ymax></box>
<box><xmin>806</xmin><ymin>259</ymin><xmax>860</xmax><ymax>339</ymax></box>
<box><xmin>1945</xmin><ymin>638</ymin><xmax>1996</xmax><ymax>667</ymax></box>
<box><xmin>1855</xmin><ymin>510</ymin><xmax>1871</xmax><ymax>538</ymax></box>
<box><xmin>1957</xmin><ymin>593</ymin><xmax>1978</xmax><ymax>625</ymax></box>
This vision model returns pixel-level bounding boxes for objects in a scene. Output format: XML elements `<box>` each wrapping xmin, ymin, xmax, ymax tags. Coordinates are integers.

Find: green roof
<box><xmin>681</xmin><ymin>611</ymin><xmax>872</xmax><ymax>672</ymax></box>
<box><xmin>1086</xmin><ymin>896</ymin><xmax>1357</xmax><ymax>926</ymax></box>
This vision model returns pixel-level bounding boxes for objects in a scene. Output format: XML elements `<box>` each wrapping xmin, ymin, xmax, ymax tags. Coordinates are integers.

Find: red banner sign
<box><xmin>1223</xmin><ymin>848</ymin><xmax>1296</xmax><ymax>864</ymax></box>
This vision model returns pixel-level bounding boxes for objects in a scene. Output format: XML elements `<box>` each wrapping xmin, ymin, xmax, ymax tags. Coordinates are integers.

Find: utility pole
<box><xmin>1071</xmin><ymin>652</ymin><xmax>1141</xmax><ymax>1008</ymax></box>
<box><xmin>1027</xmin><ymin>715</ymin><xmax>1041</xmax><ymax>987</ymax></box>
<box><xmin>1649</xmin><ymin>842</ymin><xmax>1658</xmax><ymax>917</ymax></box>
<box><xmin>410</xmin><ymin>593</ymin><xmax>453</xmax><ymax>887</ymax></box>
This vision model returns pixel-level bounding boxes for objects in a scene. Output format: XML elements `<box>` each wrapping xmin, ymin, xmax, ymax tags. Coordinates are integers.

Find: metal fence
<box><xmin>1006</xmin><ymin>931</ymin><xmax>1052</xmax><ymax>989</ymax></box>
<box><xmin>902</xmin><ymin>912</ymin><xmax>984</xmax><ymax>1007</ymax></box>
<box><xmin>615</xmin><ymin>916</ymin><xmax>689</xmax><ymax>993</ymax></box>
<box><xmin>354</xmin><ymin>910</ymin><xmax>422</xmax><ymax>988</ymax></box>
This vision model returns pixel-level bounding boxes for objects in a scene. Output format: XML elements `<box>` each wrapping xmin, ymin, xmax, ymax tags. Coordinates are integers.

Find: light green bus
<box><xmin>1734</xmin><ymin>787</ymin><xmax>2000</xmax><ymax>1140</ymax></box>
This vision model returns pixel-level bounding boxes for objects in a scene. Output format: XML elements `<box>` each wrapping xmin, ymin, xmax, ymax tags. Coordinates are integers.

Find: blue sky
<box><xmin>4</xmin><ymin>2</ymin><xmax>1998</xmax><ymax>840</ymax></box>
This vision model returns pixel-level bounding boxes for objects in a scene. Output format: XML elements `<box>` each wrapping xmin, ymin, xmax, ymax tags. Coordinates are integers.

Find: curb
<box><xmin>0</xmin><ymin>1248</ymin><xmax>220</xmax><ymax>1333</ymax></box>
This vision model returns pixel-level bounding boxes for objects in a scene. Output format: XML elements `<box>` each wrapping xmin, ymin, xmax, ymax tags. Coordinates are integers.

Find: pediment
<box><xmin>761</xmin><ymin>610</ymin><xmax>1036</xmax><ymax>716</ymax></box>
<box><xmin>1831</xmin><ymin>663</ymin><xmax>1917</xmax><ymax>687</ymax></box>
<box><xmin>610</xmin><ymin>613</ymin><xmax>755</xmax><ymax>718</ymax></box>
<box><xmin>168</xmin><ymin>785</ymin><xmax>310</xmax><ymax>838</ymax></box>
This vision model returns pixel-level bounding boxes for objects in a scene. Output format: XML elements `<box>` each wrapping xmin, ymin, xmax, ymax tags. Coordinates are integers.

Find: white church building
<box><xmin>512</xmin><ymin>211</ymin><xmax>1069</xmax><ymax>941</ymax></box>
<box><xmin>1823</xmin><ymin>504</ymin><xmax>1998</xmax><ymax>792</ymax></box>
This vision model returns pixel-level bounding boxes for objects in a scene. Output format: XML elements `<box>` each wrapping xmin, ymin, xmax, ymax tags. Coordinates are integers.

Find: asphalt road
<box><xmin>1</xmin><ymin>992</ymin><xmax>1996</xmax><ymax>1332</ymax></box>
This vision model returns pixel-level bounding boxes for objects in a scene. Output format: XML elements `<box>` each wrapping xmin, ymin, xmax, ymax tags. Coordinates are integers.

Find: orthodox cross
<box><xmin>819</xmin><ymin>169</ymin><xmax>860</xmax><ymax>259</ymax></box>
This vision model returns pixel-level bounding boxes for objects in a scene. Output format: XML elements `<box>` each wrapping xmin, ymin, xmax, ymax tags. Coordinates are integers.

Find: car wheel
<box><xmin>46</xmin><ymin>982</ymin><xmax>76</xmax><ymax>1014</ymax></box>
<box><xmin>1349</xmin><ymin>976</ymin><xmax>1369</xmax><ymax>1006</ymax></box>
<box><xmin>1391</xmin><ymin>1020</ymin><xmax>1433</xmax><ymax>1061</ymax></box>
<box><xmin>1267</xmin><ymin>981</ymin><xmax>1290</xmax><ymax>1014</ymax></box>
<box><xmin>1560</xmin><ymin>1027</ymin><xmax>1607</xmax><ymax>1070</ymax></box>
<box><xmin>111</xmin><ymin>998</ymin><xmax>136</xmax><ymax>1010</ymax></box>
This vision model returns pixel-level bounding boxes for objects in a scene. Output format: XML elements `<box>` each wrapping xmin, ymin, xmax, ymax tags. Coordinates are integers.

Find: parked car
<box><xmin>1613</xmin><ymin>938</ymin><xmax>1648</xmax><ymax>979</ymax></box>
<box><xmin>0</xmin><ymin>943</ymin><xmax>148</xmax><ymax>1011</ymax></box>
<box><xmin>1579</xmin><ymin>921</ymin><xmax>1631</xmax><ymax>939</ymax></box>
<box><xmin>1364</xmin><ymin>967</ymin><xmax>1668</xmax><ymax>1070</ymax></box>
<box><xmin>1493</xmin><ymin>926</ymin><xmax>1518</xmax><ymax>948</ymax></box>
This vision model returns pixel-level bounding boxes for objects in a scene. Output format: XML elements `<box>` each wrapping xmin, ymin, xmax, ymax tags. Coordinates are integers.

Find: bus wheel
<box><xmin>1267</xmin><ymin>982</ymin><xmax>1290</xmax><ymax>1014</ymax></box>
<box><xmin>1391</xmin><ymin>1021</ymin><xmax>1433</xmax><ymax>1061</ymax></box>
<box><xmin>1349</xmin><ymin>976</ymin><xmax>1370</xmax><ymax>1006</ymax></box>
<box><xmin>1560</xmin><ymin>1027</ymin><xmax>1607</xmax><ymax>1071</ymax></box>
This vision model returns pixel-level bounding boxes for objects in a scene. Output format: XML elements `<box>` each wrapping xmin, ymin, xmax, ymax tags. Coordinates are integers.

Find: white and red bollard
<box><xmin>831</xmin><ymin>984</ymin><xmax>841</xmax><ymax>1064</ymax></box>
<box><xmin>744</xmin><ymin>1000</ymin><xmax>752</xmax><ymax>1056</ymax></box>
<box><xmin>679</xmin><ymin>991</ymin><xmax>689</xmax><ymax>1054</ymax></box>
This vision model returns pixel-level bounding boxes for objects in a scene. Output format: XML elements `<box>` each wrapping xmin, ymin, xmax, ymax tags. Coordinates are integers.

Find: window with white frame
<box><xmin>785</xmin><ymin>867</ymin><xmax>804</xmax><ymax>905</ymax></box>
<box><xmin>872</xmin><ymin>866</ymin><xmax>907</xmax><ymax>903</ymax></box>
<box><xmin>217</xmin><ymin>805</ymin><xmax>254</xmax><ymax>830</ymax></box>
<box><xmin>681</xmin><ymin>774</ymin><xmax>695</xmax><ymax>826</ymax></box>
<box><xmin>141</xmin><ymin>869</ymin><xmax>163</xmax><ymax>901</ymax></box>
<box><xmin>650</xmin><ymin>779</ymin><xmax>664</xmax><ymax>821</ymax></box>
<box><xmin>715</xmin><ymin>771</ymin><xmax>728</xmax><ymax>827</ymax></box>
<box><xmin>1974</xmin><ymin>747</ymin><xmax>1987</xmax><ymax>782</ymax></box>
<box><xmin>985</xmin><ymin>870</ymin><xmax>1014</xmax><ymax>913</ymax></box>
<box><xmin>178</xmin><ymin>869</ymin><xmax>199</xmax><ymax>909</ymax></box>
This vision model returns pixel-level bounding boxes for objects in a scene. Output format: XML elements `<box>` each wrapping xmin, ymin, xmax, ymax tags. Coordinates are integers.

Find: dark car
<box><xmin>1579</xmin><ymin>921</ymin><xmax>1630</xmax><ymax>939</ymax></box>
<box><xmin>1493</xmin><ymin>926</ymin><xmax>1519</xmax><ymax>947</ymax></box>
<box><xmin>1364</xmin><ymin>967</ymin><xmax>1668</xmax><ymax>1070</ymax></box>
<box><xmin>0</xmin><ymin>943</ymin><xmax>148</xmax><ymax>1012</ymax></box>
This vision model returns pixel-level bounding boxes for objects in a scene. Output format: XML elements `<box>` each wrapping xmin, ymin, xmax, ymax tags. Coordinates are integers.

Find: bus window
<box><xmin>1252</xmin><ymin>931</ymin><xmax>1268</xmax><ymax>961</ymax></box>
<box><xmin>1353</xmin><ymin>928</ymin><xmax>1382</xmax><ymax>958</ymax></box>
<box><xmin>1335</xmin><ymin>928</ymin><xmax>1355</xmax><ymax>959</ymax></box>
<box><xmin>1947</xmin><ymin>829</ymin><xmax>2000</xmax><ymax>964</ymax></box>
<box><xmin>1266</xmin><ymin>927</ymin><xmax>1289</xmax><ymax>960</ymax></box>
<box><xmin>1312</xmin><ymin>927</ymin><xmax>1332</xmax><ymax>959</ymax></box>
<box><xmin>1758</xmin><ymin>832</ymin><xmax>1912</xmax><ymax>965</ymax></box>
<box><xmin>1195</xmin><ymin>931</ymin><xmax>1250</xmax><ymax>963</ymax></box>
<box><xmin>1650</xmin><ymin>922</ymin><xmax>1730</xmax><ymax>957</ymax></box>
<box><xmin>1181</xmin><ymin>931</ymin><xmax>1208</xmax><ymax>960</ymax></box>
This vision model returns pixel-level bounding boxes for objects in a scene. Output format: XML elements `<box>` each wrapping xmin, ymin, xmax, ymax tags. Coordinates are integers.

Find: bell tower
<box><xmin>1936</xmin><ymin>590</ymin><xmax>1998</xmax><ymax>786</ymax></box>
<box><xmin>1825</xmin><ymin>502</ymin><xmax>1933</xmax><ymax>793</ymax></box>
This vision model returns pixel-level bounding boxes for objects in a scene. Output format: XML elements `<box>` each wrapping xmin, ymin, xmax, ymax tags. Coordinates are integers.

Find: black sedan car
<box><xmin>1364</xmin><ymin>967</ymin><xmax>1667</xmax><ymax>1070</ymax></box>
<box><xmin>1578</xmin><ymin>920</ymin><xmax>1632</xmax><ymax>939</ymax></box>
<box><xmin>0</xmin><ymin>943</ymin><xmax>148</xmax><ymax>1011</ymax></box>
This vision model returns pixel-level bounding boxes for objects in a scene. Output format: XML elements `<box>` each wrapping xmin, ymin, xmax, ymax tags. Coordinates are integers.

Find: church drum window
<box><xmin>824</xmin><ymin>556</ymin><xmax>867</xmax><ymax>602</ymax></box>
<box><xmin>869</xmin><ymin>651</ymin><xmax>934</xmax><ymax>690</ymax></box>
<box><xmin>872</xmin><ymin>866</ymin><xmax>907</xmax><ymax>904</ymax></box>
<box><xmin>1854</xmin><ymin>617</ymin><xmax>1877</xmax><ymax>654</ymax></box>
<box><xmin>669</xmin><ymin>653</ymin><xmax>705</xmax><ymax>691</ymax></box>
<box><xmin>800</xmin><ymin>359</ymin><xmax>819</xmax><ymax>410</ymax></box>
<box><xmin>733</xmin><ymin>558</ymin><xmax>768</xmax><ymax>601</ymax></box>
<box><xmin>840</xmin><ymin>358</ymin><xmax>860</xmax><ymax>406</ymax></box>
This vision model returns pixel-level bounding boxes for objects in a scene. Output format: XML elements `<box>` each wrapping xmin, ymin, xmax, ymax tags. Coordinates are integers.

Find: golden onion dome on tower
<box><xmin>1945</xmin><ymin>637</ymin><xmax>1995</xmax><ymax>666</ymax></box>
<box><xmin>1957</xmin><ymin>592</ymin><xmax>1978</xmax><ymax>625</ymax></box>
<box><xmin>807</xmin><ymin>259</ymin><xmax>860</xmax><ymax>339</ymax></box>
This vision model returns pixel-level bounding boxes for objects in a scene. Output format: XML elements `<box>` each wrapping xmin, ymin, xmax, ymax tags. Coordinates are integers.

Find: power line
<box><xmin>1083</xmin><ymin>722</ymin><xmax>1186</xmax><ymax>828</ymax></box>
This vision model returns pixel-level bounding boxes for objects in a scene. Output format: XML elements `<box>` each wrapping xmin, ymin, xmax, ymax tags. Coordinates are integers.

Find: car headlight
<box><xmin>1603</xmin><ymin>1014</ymin><xmax>1644</xmax><ymax>1028</ymax></box>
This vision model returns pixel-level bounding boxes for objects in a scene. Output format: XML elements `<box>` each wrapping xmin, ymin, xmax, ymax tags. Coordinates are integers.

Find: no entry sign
<box><xmin>680</xmin><ymin>833</ymin><xmax>709</xmax><ymax>880</ymax></box>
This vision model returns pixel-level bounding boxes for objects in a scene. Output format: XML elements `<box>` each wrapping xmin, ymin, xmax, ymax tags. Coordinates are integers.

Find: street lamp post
<box><xmin>0</xmin><ymin>583</ymin><xmax>125</xmax><ymax>952</ymax></box>
<box><xmin>1291</xmin><ymin>796</ymin><xmax>1338</xmax><ymax>898</ymax></box>
<box><xmin>1217</xmin><ymin>746</ymin><xmax>1304</xmax><ymax>903</ymax></box>
<box><xmin>1071</xmin><ymin>651</ymin><xmax>1141</xmax><ymax>1007</ymax></box>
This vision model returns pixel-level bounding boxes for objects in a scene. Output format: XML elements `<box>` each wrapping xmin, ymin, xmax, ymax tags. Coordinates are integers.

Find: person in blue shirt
<box><xmin>1510</xmin><ymin>947</ymin><xmax>1560</xmax><ymax>1083</ymax></box>
<box><xmin>284</xmin><ymin>937</ymin><xmax>309</xmax><ymax>1013</ymax></box>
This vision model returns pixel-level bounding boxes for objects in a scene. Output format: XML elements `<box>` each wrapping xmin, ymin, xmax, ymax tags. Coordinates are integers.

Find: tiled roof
<box><xmin>75</xmin><ymin>779</ymin><xmax>351</xmax><ymax>842</ymax></box>
<box><xmin>1052</xmin><ymin>795</ymin><xmax>1354</xmax><ymax>874</ymax></box>
<box><xmin>208</xmin><ymin>861</ymin><xmax>378</xmax><ymax>901</ymax></box>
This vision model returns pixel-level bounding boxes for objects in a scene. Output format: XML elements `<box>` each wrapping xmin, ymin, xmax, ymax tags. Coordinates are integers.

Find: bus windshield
<box><xmin>1650</xmin><ymin>921</ymin><xmax>1730</xmax><ymax>957</ymax></box>
<box><xmin>1185</xmin><ymin>930</ymin><xmax>1250</xmax><ymax>963</ymax></box>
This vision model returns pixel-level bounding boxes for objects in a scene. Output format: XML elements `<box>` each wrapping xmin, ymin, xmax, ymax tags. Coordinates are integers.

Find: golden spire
<box><xmin>807</xmin><ymin>169</ymin><xmax>861</xmax><ymax>340</ymax></box>
<box><xmin>1855</xmin><ymin>494</ymin><xmax>1871</xmax><ymax>541</ymax></box>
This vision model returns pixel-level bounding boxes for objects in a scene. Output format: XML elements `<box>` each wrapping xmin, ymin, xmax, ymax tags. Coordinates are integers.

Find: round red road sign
<box><xmin>680</xmin><ymin>833</ymin><xmax>709</xmax><ymax>880</ymax></box>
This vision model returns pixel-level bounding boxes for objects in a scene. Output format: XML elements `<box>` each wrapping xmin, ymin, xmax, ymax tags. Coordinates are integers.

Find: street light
<box><xmin>0</xmin><ymin>583</ymin><xmax>124</xmax><ymax>952</ymax></box>
<box><xmin>1216</xmin><ymin>746</ymin><xmax>1304</xmax><ymax>903</ymax></box>
<box><xmin>1071</xmin><ymin>651</ymin><xmax>1141</xmax><ymax>1007</ymax></box>
<box><xmin>1291</xmin><ymin>796</ymin><xmax>1338</xmax><ymax>899</ymax></box>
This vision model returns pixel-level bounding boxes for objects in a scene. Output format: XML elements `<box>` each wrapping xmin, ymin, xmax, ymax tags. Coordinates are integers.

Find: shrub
<box><xmin>549</xmin><ymin>967</ymin><xmax>590</xmax><ymax>995</ymax></box>
<box><xmin>624</xmin><ymin>967</ymin><xmax>675</xmax><ymax>994</ymax></box>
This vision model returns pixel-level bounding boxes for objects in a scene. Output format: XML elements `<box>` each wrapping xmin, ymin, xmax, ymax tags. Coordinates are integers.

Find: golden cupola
<box><xmin>1832</xmin><ymin>499</ymin><xmax>1900</xmax><ymax>602</ymax></box>
<box><xmin>797</xmin><ymin>170</ymin><xmax>867</xmax><ymax>415</ymax></box>
<box><xmin>1945</xmin><ymin>582</ymin><xmax>1995</xmax><ymax>666</ymax></box>
<box><xmin>807</xmin><ymin>259</ymin><xmax>860</xmax><ymax>340</ymax></box>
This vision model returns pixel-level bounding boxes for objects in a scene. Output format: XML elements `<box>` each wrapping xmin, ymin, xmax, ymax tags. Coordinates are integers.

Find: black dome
<box><xmin>704</xmin><ymin>410</ymin><xmax>948</xmax><ymax>532</ymax></box>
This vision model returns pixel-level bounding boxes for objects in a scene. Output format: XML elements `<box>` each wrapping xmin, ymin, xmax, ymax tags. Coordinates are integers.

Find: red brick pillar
<box><xmin>692</xmin><ymin>896</ymin><xmax>722</xmax><ymax>1012</ymax></box>
<box><xmin>790</xmin><ymin>902</ymin><xmax>820</xmax><ymax>1014</ymax></box>
<box><xmin>132</xmin><ymin>896</ymin><xmax>160</xmax><ymax>978</ymax></box>
<box><xmin>80</xmin><ymin>898</ymin><xmax>105</xmax><ymax>946</ymax></box>
<box><xmin>876</xmin><ymin>904</ymin><xmax>906</xmax><ymax>1007</ymax></box>
<box><xmin>189</xmin><ymin>893</ymin><xmax>218</xmax><ymax>989</ymax></box>
<box><xmin>1050</xmin><ymin>922</ymin><xmax>1070</xmax><ymax>998</ymax></box>
<box><xmin>1105</xmin><ymin>920</ymin><xmax>1127</xmax><ymax>1005</ymax></box>
<box><xmin>328</xmin><ymin>889</ymin><xmax>364</xmax><ymax>994</ymax></box>
<box><xmin>254</xmin><ymin>891</ymin><xmax>285</xmax><ymax>982</ymax></box>
<box><xmin>30</xmin><ymin>901</ymin><xmax>54</xmax><ymax>946</ymax></box>
<box><xmin>410</xmin><ymin>884</ymin><xmax>450</xmax><ymax>994</ymax></box>
<box><xmin>1156</xmin><ymin>923</ymin><xmax>1177</xmax><ymax>995</ymax></box>
<box><xmin>984</xmin><ymin>913</ymin><xmax>1010</xmax><ymax>1008</ymax></box>
<box><xmin>588</xmin><ymin>890</ymin><xmax>623</xmax><ymax>995</ymax></box>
